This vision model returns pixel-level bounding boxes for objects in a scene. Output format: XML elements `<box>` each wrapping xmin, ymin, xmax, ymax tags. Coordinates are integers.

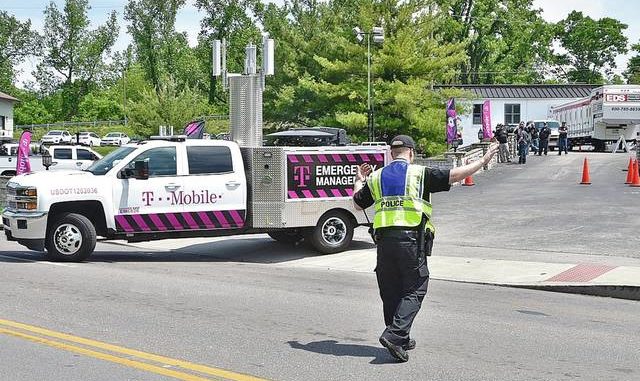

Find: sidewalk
<box><xmin>125</xmin><ymin>235</ymin><xmax>640</xmax><ymax>301</ymax></box>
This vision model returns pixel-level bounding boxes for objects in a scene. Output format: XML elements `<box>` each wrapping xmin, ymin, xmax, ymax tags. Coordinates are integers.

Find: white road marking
<box><xmin>0</xmin><ymin>254</ymin><xmax>75</xmax><ymax>267</ymax></box>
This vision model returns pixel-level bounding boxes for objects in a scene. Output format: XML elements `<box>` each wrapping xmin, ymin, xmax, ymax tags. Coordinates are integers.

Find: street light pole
<box><xmin>353</xmin><ymin>26</ymin><xmax>384</xmax><ymax>143</ymax></box>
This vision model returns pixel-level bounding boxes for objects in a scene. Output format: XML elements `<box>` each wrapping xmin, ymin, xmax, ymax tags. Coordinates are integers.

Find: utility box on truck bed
<box><xmin>243</xmin><ymin>146</ymin><xmax>387</xmax><ymax>229</ymax></box>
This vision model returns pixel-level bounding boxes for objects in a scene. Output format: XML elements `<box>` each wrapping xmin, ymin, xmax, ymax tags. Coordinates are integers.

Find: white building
<box><xmin>435</xmin><ymin>84</ymin><xmax>597</xmax><ymax>145</ymax></box>
<box><xmin>0</xmin><ymin>91</ymin><xmax>19</xmax><ymax>143</ymax></box>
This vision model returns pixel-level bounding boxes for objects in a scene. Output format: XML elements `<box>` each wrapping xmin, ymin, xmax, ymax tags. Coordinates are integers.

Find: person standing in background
<box><xmin>538</xmin><ymin>123</ymin><xmax>551</xmax><ymax>156</ymax></box>
<box><xmin>558</xmin><ymin>122</ymin><xmax>569</xmax><ymax>155</ymax></box>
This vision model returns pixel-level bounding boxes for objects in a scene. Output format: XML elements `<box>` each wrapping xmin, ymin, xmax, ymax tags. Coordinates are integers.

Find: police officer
<box><xmin>353</xmin><ymin>135</ymin><xmax>498</xmax><ymax>362</ymax></box>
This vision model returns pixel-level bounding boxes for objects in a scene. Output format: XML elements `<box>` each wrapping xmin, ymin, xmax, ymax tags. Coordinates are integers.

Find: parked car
<box><xmin>0</xmin><ymin>145</ymin><xmax>102</xmax><ymax>176</ymax></box>
<box><xmin>101</xmin><ymin>132</ymin><xmax>130</xmax><ymax>146</ymax></box>
<box><xmin>40</xmin><ymin>130</ymin><xmax>73</xmax><ymax>145</ymax></box>
<box><xmin>73</xmin><ymin>131</ymin><xmax>102</xmax><ymax>146</ymax></box>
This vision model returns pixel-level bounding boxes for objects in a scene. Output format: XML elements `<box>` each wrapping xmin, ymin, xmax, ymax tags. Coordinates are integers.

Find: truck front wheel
<box><xmin>45</xmin><ymin>213</ymin><xmax>96</xmax><ymax>262</ymax></box>
<box><xmin>307</xmin><ymin>211</ymin><xmax>354</xmax><ymax>254</ymax></box>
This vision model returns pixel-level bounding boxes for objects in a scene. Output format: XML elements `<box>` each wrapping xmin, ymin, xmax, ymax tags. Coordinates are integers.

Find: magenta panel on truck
<box><xmin>286</xmin><ymin>152</ymin><xmax>385</xmax><ymax>199</ymax></box>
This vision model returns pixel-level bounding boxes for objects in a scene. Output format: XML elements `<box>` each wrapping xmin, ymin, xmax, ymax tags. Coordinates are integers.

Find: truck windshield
<box><xmin>86</xmin><ymin>147</ymin><xmax>135</xmax><ymax>175</ymax></box>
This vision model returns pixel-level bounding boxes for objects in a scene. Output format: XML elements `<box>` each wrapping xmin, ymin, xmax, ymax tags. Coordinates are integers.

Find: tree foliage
<box><xmin>625</xmin><ymin>43</ymin><xmax>640</xmax><ymax>85</ymax></box>
<box><xmin>555</xmin><ymin>11</ymin><xmax>628</xmax><ymax>83</ymax></box>
<box><xmin>125</xmin><ymin>0</ymin><xmax>194</xmax><ymax>91</ymax></box>
<box><xmin>439</xmin><ymin>0</ymin><xmax>554</xmax><ymax>84</ymax></box>
<box><xmin>0</xmin><ymin>11</ymin><xmax>41</xmax><ymax>90</ymax></box>
<box><xmin>37</xmin><ymin>0</ymin><xmax>119</xmax><ymax>119</ymax></box>
<box><xmin>4</xmin><ymin>1</ymin><xmax>637</xmax><ymax>156</ymax></box>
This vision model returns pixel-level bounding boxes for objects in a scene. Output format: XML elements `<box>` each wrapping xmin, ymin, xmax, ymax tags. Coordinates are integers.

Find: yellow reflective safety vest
<box><xmin>368</xmin><ymin>160</ymin><xmax>435</xmax><ymax>234</ymax></box>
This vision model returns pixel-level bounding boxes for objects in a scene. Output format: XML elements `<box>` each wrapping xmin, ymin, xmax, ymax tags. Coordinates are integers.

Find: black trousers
<box><xmin>538</xmin><ymin>139</ymin><xmax>548</xmax><ymax>155</ymax></box>
<box><xmin>375</xmin><ymin>233</ymin><xmax>430</xmax><ymax>346</ymax></box>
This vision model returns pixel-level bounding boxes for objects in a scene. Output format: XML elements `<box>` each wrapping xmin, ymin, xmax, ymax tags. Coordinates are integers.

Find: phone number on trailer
<box><xmin>610</xmin><ymin>106</ymin><xmax>640</xmax><ymax>112</ymax></box>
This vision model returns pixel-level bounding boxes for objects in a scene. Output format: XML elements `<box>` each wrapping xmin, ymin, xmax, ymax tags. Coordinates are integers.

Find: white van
<box><xmin>529</xmin><ymin>120</ymin><xmax>561</xmax><ymax>150</ymax></box>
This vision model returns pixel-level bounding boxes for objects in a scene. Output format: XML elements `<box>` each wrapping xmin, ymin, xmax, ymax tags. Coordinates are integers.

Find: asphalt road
<box><xmin>433</xmin><ymin>152</ymin><xmax>640</xmax><ymax>259</ymax></box>
<box><xmin>1</xmin><ymin>151</ymin><xmax>639</xmax><ymax>381</ymax></box>
<box><xmin>1</xmin><ymin>238</ymin><xmax>639</xmax><ymax>381</ymax></box>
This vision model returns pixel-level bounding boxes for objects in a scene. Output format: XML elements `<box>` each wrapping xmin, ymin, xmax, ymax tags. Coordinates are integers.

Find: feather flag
<box><xmin>16</xmin><ymin>130</ymin><xmax>32</xmax><ymax>175</ymax></box>
<box><xmin>446</xmin><ymin>98</ymin><xmax>458</xmax><ymax>145</ymax></box>
<box><xmin>183</xmin><ymin>120</ymin><xmax>205</xmax><ymax>139</ymax></box>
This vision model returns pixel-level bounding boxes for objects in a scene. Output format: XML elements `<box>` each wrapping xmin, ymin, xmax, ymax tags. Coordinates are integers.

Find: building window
<box><xmin>504</xmin><ymin>104</ymin><xmax>521</xmax><ymax>124</ymax></box>
<box><xmin>0</xmin><ymin>116</ymin><xmax>5</xmax><ymax>130</ymax></box>
<box><xmin>472</xmin><ymin>104</ymin><xmax>482</xmax><ymax>125</ymax></box>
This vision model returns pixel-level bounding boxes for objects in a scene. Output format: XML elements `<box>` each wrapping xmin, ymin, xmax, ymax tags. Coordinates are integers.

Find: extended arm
<box><xmin>449</xmin><ymin>142</ymin><xmax>499</xmax><ymax>184</ymax></box>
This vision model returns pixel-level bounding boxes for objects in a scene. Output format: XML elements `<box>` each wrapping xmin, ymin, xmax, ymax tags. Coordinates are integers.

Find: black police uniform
<box><xmin>353</xmin><ymin>161</ymin><xmax>450</xmax><ymax>356</ymax></box>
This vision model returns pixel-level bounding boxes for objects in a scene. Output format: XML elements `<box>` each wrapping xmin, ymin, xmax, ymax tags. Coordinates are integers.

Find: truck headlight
<box><xmin>16</xmin><ymin>187</ymin><xmax>37</xmax><ymax>197</ymax></box>
<box><xmin>15</xmin><ymin>201</ymin><xmax>38</xmax><ymax>210</ymax></box>
<box><xmin>7</xmin><ymin>185</ymin><xmax>38</xmax><ymax>211</ymax></box>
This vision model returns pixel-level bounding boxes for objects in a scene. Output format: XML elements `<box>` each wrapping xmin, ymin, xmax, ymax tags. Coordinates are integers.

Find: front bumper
<box><xmin>2</xmin><ymin>210</ymin><xmax>48</xmax><ymax>241</ymax></box>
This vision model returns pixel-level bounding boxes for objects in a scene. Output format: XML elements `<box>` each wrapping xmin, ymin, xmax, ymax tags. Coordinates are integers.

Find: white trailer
<box><xmin>550</xmin><ymin>85</ymin><xmax>640</xmax><ymax>151</ymax></box>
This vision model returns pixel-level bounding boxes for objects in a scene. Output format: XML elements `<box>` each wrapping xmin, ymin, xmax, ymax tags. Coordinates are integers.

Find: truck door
<box><xmin>181</xmin><ymin>145</ymin><xmax>247</xmax><ymax>230</ymax></box>
<box><xmin>75</xmin><ymin>148</ymin><xmax>100</xmax><ymax>170</ymax></box>
<box><xmin>112</xmin><ymin>146</ymin><xmax>186</xmax><ymax>233</ymax></box>
<box><xmin>50</xmin><ymin>147</ymin><xmax>76</xmax><ymax>170</ymax></box>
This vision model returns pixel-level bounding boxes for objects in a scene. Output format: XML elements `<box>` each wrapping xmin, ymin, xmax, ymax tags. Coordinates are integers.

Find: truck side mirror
<box><xmin>134</xmin><ymin>160</ymin><xmax>149</xmax><ymax>180</ymax></box>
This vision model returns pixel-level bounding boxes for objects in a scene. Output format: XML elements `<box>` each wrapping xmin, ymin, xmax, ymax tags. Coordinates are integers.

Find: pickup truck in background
<box><xmin>3</xmin><ymin>137</ymin><xmax>387</xmax><ymax>261</ymax></box>
<box><xmin>0</xmin><ymin>145</ymin><xmax>102</xmax><ymax>176</ymax></box>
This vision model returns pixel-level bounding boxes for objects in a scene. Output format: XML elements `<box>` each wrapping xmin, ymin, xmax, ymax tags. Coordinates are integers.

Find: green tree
<box><xmin>260</xmin><ymin>0</ymin><xmax>467</xmax><ymax>155</ymax></box>
<box><xmin>625</xmin><ymin>42</ymin><xmax>640</xmax><ymax>84</ymax></box>
<box><xmin>0</xmin><ymin>11</ymin><xmax>41</xmax><ymax>90</ymax></box>
<box><xmin>555</xmin><ymin>11</ymin><xmax>628</xmax><ymax>83</ymax></box>
<box><xmin>125</xmin><ymin>0</ymin><xmax>189</xmax><ymax>90</ymax></box>
<box><xmin>439</xmin><ymin>0</ymin><xmax>554</xmax><ymax>84</ymax></box>
<box><xmin>195</xmin><ymin>0</ymin><xmax>262</xmax><ymax>103</ymax></box>
<box><xmin>37</xmin><ymin>0</ymin><xmax>119</xmax><ymax>118</ymax></box>
<box><xmin>127</xmin><ymin>76</ymin><xmax>213</xmax><ymax>137</ymax></box>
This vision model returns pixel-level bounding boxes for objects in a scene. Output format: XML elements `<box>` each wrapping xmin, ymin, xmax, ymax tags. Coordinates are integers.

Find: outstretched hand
<box><xmin>483</xmin><ymin>142</ymin><xmax>500</xmax><ymax>164</ymax></box>
<box><xmin>356</xmin><ymin>163</ymin><xmax>372</xmax><ymax>182</ymax></box>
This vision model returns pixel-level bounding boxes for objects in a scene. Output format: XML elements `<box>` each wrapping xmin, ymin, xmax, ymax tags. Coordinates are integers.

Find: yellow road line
<box><xmin>0</xmin><ymin>328</ymin><xmax>214</xmax><ymax>381</ymax></box>
<box><xmin>0</xmin><ymin>319</ymin><xmax>269</xmax><ymax>381</ymax></box>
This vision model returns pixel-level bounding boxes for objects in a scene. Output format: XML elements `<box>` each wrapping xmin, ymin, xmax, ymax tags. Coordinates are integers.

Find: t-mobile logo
<box><xmin>293</xmin><ymin>166</ymin><xmax>311</xmax><ymax>187</ymax></box>
<box><xmin>142</xmin><ymin>191</ymin><xmax>154</xmax><ymax>206</ymax></box>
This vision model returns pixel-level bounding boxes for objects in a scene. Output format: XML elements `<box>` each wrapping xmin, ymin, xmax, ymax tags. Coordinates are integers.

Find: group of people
<box><xmin>494</xmin><ymin>121</ymin><xmax>569</xmax><ymax>165</ymax></box>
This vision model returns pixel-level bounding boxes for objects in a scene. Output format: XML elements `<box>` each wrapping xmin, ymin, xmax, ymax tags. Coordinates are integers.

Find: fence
<box><xmin>16</xmin><ymin>120</ymin><xmax>127</xmax><ymax>130</ymax></box>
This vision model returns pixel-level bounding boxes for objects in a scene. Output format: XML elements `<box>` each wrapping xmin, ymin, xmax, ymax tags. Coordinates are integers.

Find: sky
<box><xmin>4</xmin><ymin>0</ymin><xmax>640</xmax><ymax>87</ymax></box>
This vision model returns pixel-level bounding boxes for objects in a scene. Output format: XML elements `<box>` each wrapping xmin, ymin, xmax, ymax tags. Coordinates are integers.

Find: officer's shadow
<box><xmin>287</xmin><ymin>340</ymin><xmax>400</xmax><ymax>364</ymax></box>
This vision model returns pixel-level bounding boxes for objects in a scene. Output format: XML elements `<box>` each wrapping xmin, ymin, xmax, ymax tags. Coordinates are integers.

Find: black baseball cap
<box><xmin>390</xmin><ymin>135</ymin><xmax>416</xmax><ymax>149</ymax></box>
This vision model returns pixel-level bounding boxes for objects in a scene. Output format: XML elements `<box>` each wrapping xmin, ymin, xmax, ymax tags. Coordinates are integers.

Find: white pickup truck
<box><xmin>3</xmin><ymin>137</ymin><xmax>387</xmax><ymax>261</ymax></box>
<box><xmin>0</xmin><ymin>145</ymin><xmax>102</xmax><ymax>176</ymax></box>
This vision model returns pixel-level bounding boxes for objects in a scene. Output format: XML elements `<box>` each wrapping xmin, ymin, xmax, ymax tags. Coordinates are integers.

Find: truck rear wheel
<box><xmin>268</xmin><ymin>230</ymin><xmax>304</xmax><ymax>244</ymax></box>
<box><xmin>307</xmin><ymin>211</ymin><xmax>354</xmax><ymax>254</ymax></box>
<box><xmin>45</xmin><ymin>213</ymin><xmax>96</xmax><ymax>262</ymax></box>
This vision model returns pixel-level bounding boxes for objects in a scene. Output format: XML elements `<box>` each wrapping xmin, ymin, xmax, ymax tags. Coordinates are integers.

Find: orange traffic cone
<box><xmin>631</xmin><ymin>159</ymin><xmax>640</xmax><ymax>187</ymax></box>
<box><xmin>625</xmin><ymin>158</ymin><xmax>634</xmax><ymax>184</ymax></box>
<box><xmin>462</xmin><ymin>174</ymin><xmax>475</xmax><ymax>186</ymax></box>
<box><xmin>624</xmin><ymin>157</ymin><xmax>632</xmax><ymax>171</ymax></box>
<box><xmin>580</xmin><ymin>157</ymin><xmax>591</xmax><ymax>185</ymax></box>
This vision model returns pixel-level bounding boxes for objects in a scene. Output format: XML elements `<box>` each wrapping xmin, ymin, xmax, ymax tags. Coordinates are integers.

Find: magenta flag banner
<box><xmin>446</xmin><ymin>98</ymin><xmax>458</xmax><ymax>144</ymax></box>
<box><xmin>482</xmin><ymin>100</ymin><xmax>493</xmax><ymax>140</ymax></box>
<box><xmin>183</xmin><ymin>120</ymin><xmax>205</xmax><ymax>139</ymax></box>
<box><xmin>16</xmin><ymin>130</ymin><xmax>32</xmax><ymax>175</ymax></box>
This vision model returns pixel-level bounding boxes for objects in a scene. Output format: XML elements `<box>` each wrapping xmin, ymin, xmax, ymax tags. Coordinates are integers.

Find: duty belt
<box><xmin>376</xmin><ymin>229</ymin><xmax>418</xmax><ymax>239</ymax></box>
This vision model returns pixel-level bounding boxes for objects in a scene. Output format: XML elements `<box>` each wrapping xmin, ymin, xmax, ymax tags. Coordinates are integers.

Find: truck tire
<box><xmin>268</xmin><ymin>230</ymin><xmax>304</xmax><ymax>244</ymax></box>
<box><xmin>307</xmin><ymin>211</ymin><xmax>354</xmax><ymax>254</ymax></box>
<box><xmin>45</xmin><ymin>213</ymin><xmax>96</xmax><ymax>262</ymax></box>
